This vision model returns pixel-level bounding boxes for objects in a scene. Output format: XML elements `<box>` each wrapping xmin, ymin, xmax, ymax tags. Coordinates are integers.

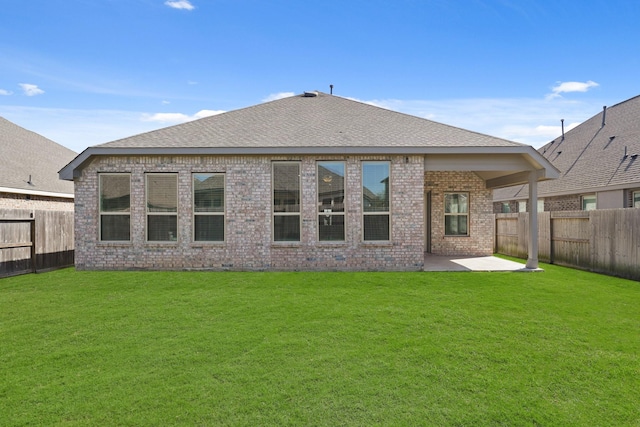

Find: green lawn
<box><xmin>1</xmin><ymin>264</ymin><xmax>638</xmax><ymax>426</ymax></box>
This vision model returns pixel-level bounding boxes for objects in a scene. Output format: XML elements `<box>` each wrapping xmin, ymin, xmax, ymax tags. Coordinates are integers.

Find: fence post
<box><xmin>549</xmin><ymin>213</ymin><xmax>554</xmax><ymax>265</ymax></box>
<box><xmin>30</xmin><ymin>218</ymin><xmax>36</xmax><ymax>273</ymax></box>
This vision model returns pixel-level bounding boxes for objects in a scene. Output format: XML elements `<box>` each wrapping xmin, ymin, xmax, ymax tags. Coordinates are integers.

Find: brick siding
<box><xmin>74</xmin><ymin>156</ymin><xmax>493</xmax><ymax>271</ymax></box>
<box><xmin>425</xmin><ymin>171</ymin><xmax>494</xmax><ymax>256</ymax></box>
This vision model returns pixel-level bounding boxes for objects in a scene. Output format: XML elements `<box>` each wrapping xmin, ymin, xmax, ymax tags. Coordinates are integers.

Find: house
<box><xmin>0</xmin><ymin>117</ymin><xmax>76</xmax><ymax>211</ymax></box>
<box><xmin>59</xmin><ymin>91</ymin><xmax>558</xmax><ymax>271</ymax></box>
<box><xmin>494</xmin><ymin>94</ymin><xmax>640</xmax><ymax>212</ymax></box>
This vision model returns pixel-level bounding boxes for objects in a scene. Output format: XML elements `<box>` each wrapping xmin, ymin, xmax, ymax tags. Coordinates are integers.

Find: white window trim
<box><xmin>444</xmin><ymin>192</ymin><xmax>470</xmax><ymax>237</ymax></box>
<box><xmin>272</xmin><ymin>161</ymin><xmax>301</xmax><ymax>242</ymax></box>
<box><xmin>98</xmin><ymin>173</ymin><xmax>131</xmax><ymax>242</ymax></box>
<box><xmin>192</xmin><ymin>173</ymin><xmax>225</xmax><ymax>243</ymax></box>
<box><xmin>317</xmin><ymin>161</ymin><xmax>346</xmax><ymax>242</ymax></box>
<box><xmin>362</xmin><ymin>161</ymin><xmax>391</xmax><ymax>242</ymax></box>
<box><xmin>633</xmin><ymin>190</ymin><xmax>640</xmax><ymax>208</ymax></box>
<box><xmin>146</xmin><ymin>173</ymin><xmax>178</xmax><ymax>243</ymax></box>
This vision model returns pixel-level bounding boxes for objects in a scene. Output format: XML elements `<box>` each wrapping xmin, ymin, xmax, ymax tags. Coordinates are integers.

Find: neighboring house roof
<box><xmin>0</xmin><ymin>117</ymin><xmax>76</xmax><ymax>198</ymax></box>
<box><xmin>60</xmin><ymin>92</ymin><xmax>558</xmax><ymax>186</ymax></box>
<box><xmin>494</xmin><ymin>94</ymin><xmax>640</xmax><ymax>201</ymax></box>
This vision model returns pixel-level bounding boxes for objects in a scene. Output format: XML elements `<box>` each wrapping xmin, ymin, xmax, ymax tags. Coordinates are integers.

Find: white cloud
<box><xmin>262</xmin><ymin>92</ymin><xmax>295</xmax><ymax>102</ymax></box>
<box><xmin>142</xmin><ymin>109</ymin><xmax>224</xmax><ymax>124</ymax></box>
<box><xmin>162</xmin><ymin>100</ymin><xmax>171</xmax><ymax>105</ymax></box>
<box><xmin>193</xmin><ymin>109</ymin><xmax>225</xmax><ymax>119</ymax></box>
<box><xmin>165</xmin><ymin>0</ymin><xmax>195</xmax><ymax>10</ymax></box>
<box><xmin>547</xmin><ymin>80</ymin><xmax>599</xmax><ymax>99</ymax></box>
<box><xmin>0</xmin><ymin>89</ymin><xmax>12</xmax><ymax>96</ymax></box>
<box><xmin>19</xmin><ymin>83</ymin><xmax>44</xmax><ymax>96</ymax></box>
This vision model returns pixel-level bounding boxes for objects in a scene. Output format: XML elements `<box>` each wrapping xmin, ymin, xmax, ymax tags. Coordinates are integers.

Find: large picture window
<box><xmin>273</xmin><ymin>162</ymin><xmax>301</xmax><ymax>241</ymax></box>
<box><xmin>317</xmin><ymin>161</ymin><xmax>345</xmax><ymax>241</ymax></box>
<box><xmin>362</xmin><ymin>161</ymin><xmax>390</xmax><ymax>241</ymax></box>
<box><xmin>99</xmin><ymin>174</ymin><xmax>131</xmax><ymax>241</ymax></box>
<box><xmin>193</xmin><ymin>173</ymin><xmax>224</xmax><ymax>241</ymax></box>
<box><xmin>146</xmin><ymin>174</ymin><xmax>178</xmax><ymax>242</ymax></box>
<box><xmin>444</xmin><ymin>193</ymin><xmax>469</xmax><ymax>236</ymax></box>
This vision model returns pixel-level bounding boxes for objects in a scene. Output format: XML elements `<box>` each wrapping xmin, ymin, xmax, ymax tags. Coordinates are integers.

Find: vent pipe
<box><xmin>561</xmin><ymin>119</ymin><xmax>565</xmax><ymax>140</ymax></box>
<box><xmin>601</xmin><ymin>106</ymin><xmax>607</xmax><ymax>127</ymax></box>
<box><xmin>330</xmin><ymin>84</ymin><xmax>334</xmax><ymax>95</ymax></box>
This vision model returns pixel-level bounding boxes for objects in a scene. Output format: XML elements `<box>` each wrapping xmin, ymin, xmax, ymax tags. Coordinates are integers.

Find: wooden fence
<box><xmin>495</xmin><ymin>209</ymin><xmax>640</xmax><ymax>281</ymax></box>
<box><xmin>0</xmin><ymin>209</ymin><xmax>74</xmax><ymax>277</ymax></box>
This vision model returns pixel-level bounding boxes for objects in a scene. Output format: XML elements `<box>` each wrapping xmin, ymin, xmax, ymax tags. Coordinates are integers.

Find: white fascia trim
<box><xmin>0</xmin><ymin>186</ymin><xmax>74</xmax><ymax>199</ymax></box>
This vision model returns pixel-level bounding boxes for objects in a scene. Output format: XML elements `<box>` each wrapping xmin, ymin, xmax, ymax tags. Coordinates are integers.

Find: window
<box><xmin>99</xmin><ymin>174</ymin><xmax>130</xmax><ymax>241</ymax></box>
<box><xmin>517</xmin><ymin>199</ymin><xmax>544</xmax><ymax>213</ymax></box>
<box><xmin>582</xmin><ymin>194</ymin><xmax>596</xmax><ymax>211</ymax></box>
<box><xmin>634</xmin><ymin>191</ymin><xmax>640</xmax><ymax>208</ymax></box>
<box><xmin>518</xmin><ymin>201</ymin><xmax>527</xmax><ymax>213</ymax></box>
<box><xmin>444</xmin><ymin>193</ymin><xmax>469</xmax><ymax>236</ymax></box>
<box><xmin>146</xmin><ymin>174</ymin><xmax>178</xmax><ymax>241</ymax></box>
<box><xmin>317</xmin><ymin>161</ymin><xmax>345</xmax><ymax>241</ymax></box>
<box><xmin>193</xmin><ymin>173</ymin><xmax>224</xmax><ymax>241</ymax></box>
<box><xmin>273</xmin><ymin>162</ymin><xmax>301</xmax><ymax>241</ymax></box>
<box><xmin>501</xmin><ymin>202</ymin><xmax>511</xmax><ymax>213</ymax></box>
<box><xmin>362</xmin><ymin>161</ymin><xmax>390</xmax><ymax>241</ymax></box>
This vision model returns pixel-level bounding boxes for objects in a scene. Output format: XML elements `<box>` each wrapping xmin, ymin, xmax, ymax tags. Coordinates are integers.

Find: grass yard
<box><xmin>1</xmin><ymin>263</ymin><xmax>639</xmax><ymax>426</ymax></box>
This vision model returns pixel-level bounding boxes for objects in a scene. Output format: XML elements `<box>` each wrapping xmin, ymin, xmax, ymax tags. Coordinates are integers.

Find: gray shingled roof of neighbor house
<box><xmin>494</xmin><ymin>94</ymin><xmax>640</xmax><ymax>200</ymax></box>
<box><xmin>60</xmin><ymin>92</ymin><xmax>558</xmax><ymax>182</ymax></box>
<box><xmin>0</xmin><ymin>117</ymin><xmax>76</xmax><ymax>196</ymax></box>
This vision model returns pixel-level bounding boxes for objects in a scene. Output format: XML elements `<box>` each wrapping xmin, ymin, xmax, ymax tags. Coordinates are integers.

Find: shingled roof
<box><xmin>99</xmin><ymin>92</ymin><xmax>523</xmax><ymax>149</ymax></box>
<box><xmin>0</xmin><ymin>117</ymin><xmax>76</xmax><ymax>197</ymax></box>
<box><xmin>61</xmin><ymin>92</ymin><xmax>557</xmax><ymax>182</ymax></box>
<box><xmin>494</xmin><ymin>94</ymin><xmax>640</xmax><ymax>200</ymax></box>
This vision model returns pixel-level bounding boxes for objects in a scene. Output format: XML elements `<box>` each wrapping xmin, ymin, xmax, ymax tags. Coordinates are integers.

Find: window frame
<box><xmin>146</xmin><ymin>173</ymin><xmax>178</xmax><ymax>243</ymax></box>
<box><xmin>98</xmin><ymin>173</ymin><xmax>131</xmax><ymax>242</ymax></box>
<box><xmin>272</xmin><ymin>161</ymin><xmax>301</xmax><ymax>242</ymax></box>
<box><xmin>362</xmin><ymin>161</ymin><xmax>391</xmax><ymax>242</ymax></box>
<box><xmin>633</xmin><ymin>191</ymin><xmax>640</xmax><ymax>208</ymax></box>
<box><xmin>581</xmin><ymin>194</ymin><xmax>597</xmax><ymax>211</ymax></box>
<box><xmin>192</xmin><ymin>172</ymin><xmax>225</xmax><ymax>242</ymax></box>
<box><xmin>317</xmin><ymin>161</ymin><xmax>346</xmax><ymax>242</ymax></box>
<box><xmin>444</xmin><ymin>192</ymin><xmax>470</xmax><ymax>237</ymax></box>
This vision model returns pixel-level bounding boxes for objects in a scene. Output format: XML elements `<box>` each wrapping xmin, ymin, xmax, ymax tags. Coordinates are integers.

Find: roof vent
<box><xmin>303</xmin><ymin>91</ymin><xmax>318</xmax><ymax>97</ymax></box>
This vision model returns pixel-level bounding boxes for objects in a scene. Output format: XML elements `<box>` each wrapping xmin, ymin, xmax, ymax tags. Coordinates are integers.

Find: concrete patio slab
<box><xmin>424</xmin><ymin>255</ymin><xmax>543</xmax><ymax>272</ymax></box>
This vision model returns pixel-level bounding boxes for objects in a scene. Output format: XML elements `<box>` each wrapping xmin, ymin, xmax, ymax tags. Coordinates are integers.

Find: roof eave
<box><xmin>0</xmin><ymin>186</ymin><xmax>74</xmax><ymax>199</ymax></box>
<box><xmin>59</xmin><ymin>145</ymin><xmax>560</xmax><ymax>181</ymax></box>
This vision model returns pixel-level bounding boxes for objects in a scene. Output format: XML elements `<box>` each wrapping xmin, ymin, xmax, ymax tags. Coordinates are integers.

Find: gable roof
<box><xmin>60</xmin><ymin>92</ymin><xmax>557</xmax><ymax>183</ymax></box>
<box><xmin>99</xmin><ymin>92</ymin><xmax>523</xmax><ymax>149</ymax></box>
<box><xmin>494</xmin><ymin>94</ymin><xmax>640</xmax><ymax>201</ymax></box>
<box><xmin>0</xmin><ymin>117</ymin><xmax>76</xmax><ymax>197</ymax></box>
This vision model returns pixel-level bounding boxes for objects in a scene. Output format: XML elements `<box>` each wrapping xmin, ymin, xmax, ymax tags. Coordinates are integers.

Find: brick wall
<box><xmin>75</xmin><ymin>155</ymin><xmax>427</xmax><ymax>271</ymax></box>
<box><xmin>543</xmin><ymin>195</ymin><xmax>581</xmax><ymax>211</ymax></box>
<box><xmin>0</xmin><ymin>192</ymin><xmax>74</xmax><ymax>211</ymax></box>
<box><xmin>425</xmin><ymin>171</ymin><xmax>494</xmax><ymax>256</ymax></box>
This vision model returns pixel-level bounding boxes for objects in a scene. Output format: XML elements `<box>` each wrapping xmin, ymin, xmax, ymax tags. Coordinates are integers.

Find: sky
<box><xmin>1</xmin><ymin>0</ymin><xmax>640</xmax><ymax>154</ymax></box>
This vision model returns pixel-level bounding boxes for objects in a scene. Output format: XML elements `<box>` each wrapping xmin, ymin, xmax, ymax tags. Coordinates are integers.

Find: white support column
<box><xmin>526</xmin><ymin>171</ymin><xmax>539</xmax><ymax>269</ymax></box>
